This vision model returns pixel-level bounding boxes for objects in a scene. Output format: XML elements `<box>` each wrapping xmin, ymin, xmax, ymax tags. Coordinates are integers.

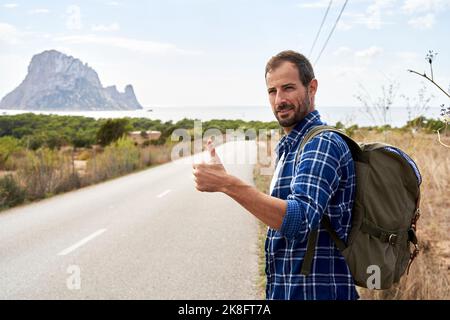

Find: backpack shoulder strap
<box><xmin>297</xmin><ymin>125</ymin><xmax>355</xmax><ymax>277</ymax></box>
<box><xmin>295</xmin><ymin>125</ymin><xmax>360</xmax><ymax>165</ymax></box>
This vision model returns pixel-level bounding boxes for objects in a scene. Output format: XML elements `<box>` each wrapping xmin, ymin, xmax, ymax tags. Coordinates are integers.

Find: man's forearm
<box><xmin>221</xmin><ymin>174</ymin><xmax>287</xmax><ymax>230</ymax></box>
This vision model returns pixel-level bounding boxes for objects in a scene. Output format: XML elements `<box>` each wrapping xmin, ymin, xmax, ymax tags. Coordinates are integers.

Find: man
<box><xmin>193</xmin><ymin>50</ymin><xmax>358</xmax><ymax>300</ymax></box>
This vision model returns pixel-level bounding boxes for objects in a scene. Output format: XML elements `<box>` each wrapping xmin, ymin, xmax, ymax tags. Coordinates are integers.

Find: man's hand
<box><xmin>192</xmin><ymin>139</ymin><xmax>286</xmax><ymax>229</ymax></box>
<box><xmin>193</xmin><ymin>139</ymin><xmax>228</xmax><ymax>193</ymax></box>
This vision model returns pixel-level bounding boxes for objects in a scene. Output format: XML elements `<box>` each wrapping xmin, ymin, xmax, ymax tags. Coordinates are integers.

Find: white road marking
<box><xmin>157</xmin><ymin>189</ymin><xmax>172</xmax><ymax>198</ymax></box>
<box><xmin>58</xmin><ymin>229</ymin><xmax>107</xmax><ymax>256</ymax></box>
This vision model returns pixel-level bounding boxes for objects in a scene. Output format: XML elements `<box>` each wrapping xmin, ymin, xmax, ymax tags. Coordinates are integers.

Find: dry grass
<box><xmin>253</xmin><ymin>130</ymin><xmax>450</xmax><ymax>300</ymax></box>
<box><xmin>146</xmin><ymin>144</ymin><xmax>173</xmax><ymax>165</ymax></box>
<box><xmin>0</xmin><ymin>139</ymin><xmax>177</xmax><ymax>211</ymax></box>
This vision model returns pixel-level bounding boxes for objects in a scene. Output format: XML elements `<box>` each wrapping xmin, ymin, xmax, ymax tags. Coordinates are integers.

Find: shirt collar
<box><xmin>275</xmin><ymin>110</ymin><xmax>323</xmax><ymax>157</ymax></box>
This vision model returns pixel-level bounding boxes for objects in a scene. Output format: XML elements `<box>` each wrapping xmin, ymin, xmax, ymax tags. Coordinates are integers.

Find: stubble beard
<box><xmin>275</xmin><ymin>92</ymin><xmax>311</xmax><ymax>128</ymax></box>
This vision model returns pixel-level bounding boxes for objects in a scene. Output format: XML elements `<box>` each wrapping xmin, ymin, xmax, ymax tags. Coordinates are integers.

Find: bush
<box><xmin>71</xmin><ymin>132</ymin><xmax>96</xmax><ymax>148</ymax></box>
<box><xmin>345</xmin><ymin>124</ymin><xmax>359</xmax><ymax>137</ymax></box>
<box><xmin>85</xmin><ymin>137</ymin><xmax>140</xmax><ymax>182</ymax></box>
<box><xmin>335</xmin><ymin>121</ymin><xmax>345</xmax><ymax>130</ymax></box>
<box><xmin>16</xmin><ymin>148</ymin><xmax>79</xmax><ymax>200</ymax></box>
<box><xmin>46</xmin><ymin>131</ymin><xmax>67</xmax><ymax>150</ymax></box>
<box><xmin>0</xmin><ymin>136</ymin><xmax>22</xmax><ymax>169</ymax></box>
<box><xmin>22</xmin><ymin>134</ymin><xmax>45</xmax><ymax>150</ymax></box>
<box><xmin>404</xmin><ymin>116</ymin><xmax>448</xmax><ymax>134</ymax></box>
<box><xmin>150</xmin><ymin>137</ymin><xmax>167</xmax><ymax>145</ymax></box>
<box><xmin>96</xmin><ymin>118</ymin><xmax>132</xmax><ymax>146</ymax></box>
<box><xmin>0</xmin><ymin>175</ymin><xmax>26</xmax><ymax>209</ymax></box>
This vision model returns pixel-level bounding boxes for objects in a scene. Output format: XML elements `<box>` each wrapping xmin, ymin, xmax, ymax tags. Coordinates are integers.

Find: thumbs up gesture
<box><xmin>193</xmin><ymin>138</ymin><xmax>228</xmax><ymax>192</ymax></box>
<box><xmin>206</xmin><ymin>138</ymin><xmax>222</xmax><ymax>164</ymax></box>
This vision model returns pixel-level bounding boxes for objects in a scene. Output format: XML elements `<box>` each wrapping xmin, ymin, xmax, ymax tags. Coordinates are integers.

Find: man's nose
<box><xmin>275</xmin><ymin>91</ymin><xmax>287</xmax><ymax>107</ymax></box>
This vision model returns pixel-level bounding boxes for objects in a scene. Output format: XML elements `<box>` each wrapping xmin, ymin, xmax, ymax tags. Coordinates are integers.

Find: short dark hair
<box><xmin>265</xmin><ymin>50</ymin><xmax>315</xmax><ymax>87</ymax></box>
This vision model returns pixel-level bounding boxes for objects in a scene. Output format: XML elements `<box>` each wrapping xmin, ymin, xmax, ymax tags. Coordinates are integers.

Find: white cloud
<box><xmin>66</xmin><ymin>5</ymin><xmax>82</xmax><ymax>31</ymax></box>
<box><xmin>333</xmin><ymin>46</ymin><xmax>352</xmax><ymax>56</ymax></box>
<box><xmin>355</xmin><ymin>46</ymin><xmax>383</xmax><ymax>59</ymax></box>
<box><xmin>0</xmin><ymin>22</ymin><xmax>45</xmax><ymax>45</ymax></box>
<box><xmin>106</xmin><ymin>1</ymin><xmax>120</xmax><ymax>6</ymax></box>
<box><xmin>396</xmin><ymin>51</ymin><xmax>420</xmax><ymax>61</ymax></box>
<box><xmin>91</xmin><ymin>23</ymin><xmax>120</xmax><ymax>32</ymax></box>
<box><xmin>337</xmin><ymin>19</ymin><xmax>352</xmax><ymax>30</ymax></box>
<box><xmin>2</xmin><ymin>3</ymin><xmax>18</xmax><ymax>9</ymax></box>
<box><xmin>29</xmin><ymin>8</ymin><xmax>50</xmax><ymax>15</ymax></box>
<box><xmin>54</xmin><ymin>34</ymin><xmax>203</xmax><ymax>55</ymax></box>
<box><xmin>402</xmin><ymin>0</ymin><xmax>450</xmax><ymax>14</ymax></box>
<box><xmin>394</xmin><ymin>51</ymin><xmax>421</xmax><ymax>67</ymax></box>
<box><xmin>408</xmin><ymin>13</ymin><xmax>435</xmax><ymax>29</ymax></box>
<box><xmin>364</xmin><ymin>0</ymin><xmax>396</xmax><ymax>29</ymax></box>
<box><xmin>341</xmin><ymin>0</ymin><xmax>396</xmax><ymax>30</ymax></box>
<box><xmin>0</xmin><ymin>22</ymin><xmax>21</xmax><ymax>44</ymax></box>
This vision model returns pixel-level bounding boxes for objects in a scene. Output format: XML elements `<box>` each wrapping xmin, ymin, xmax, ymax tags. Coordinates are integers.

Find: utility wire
<box><xmin>308</xmin><ymin>0</ymin><xmax>333</xmax><ymax>58</ymax></box>
<box><xmin>313</xmin><ymin>0</ymin><xmax>349</xmax><ymax>66</ymax></box>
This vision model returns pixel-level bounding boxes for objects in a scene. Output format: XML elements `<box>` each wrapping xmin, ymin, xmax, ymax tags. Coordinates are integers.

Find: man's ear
<box><xmin>308</xmin><ymin>79</ymin><xmax>318</xmax><ymax>97</ymax></box>
<box><xmin>308</xmin><ymin>79</ymin><xmax>318</xmax><ymax>105</ymax></box>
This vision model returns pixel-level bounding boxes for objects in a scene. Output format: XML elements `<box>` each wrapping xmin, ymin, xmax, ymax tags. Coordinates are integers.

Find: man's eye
<box><xmin>268</xmin><ymin>90</ymin><xmax>276</xmax><ymax>95</ymax></box>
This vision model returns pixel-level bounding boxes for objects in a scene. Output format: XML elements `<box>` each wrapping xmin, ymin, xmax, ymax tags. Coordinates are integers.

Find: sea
<box><xmin>0</xmin><ymin>106</ymin><xmax>443</xmax><ymax>128</ymax></box>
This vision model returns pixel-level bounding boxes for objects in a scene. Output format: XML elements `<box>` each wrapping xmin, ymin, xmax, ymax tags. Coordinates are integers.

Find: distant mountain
<box><xmin>0</xmin><ymin>50</ymin><xmax>143</xmax><ymax>111</ymax></box>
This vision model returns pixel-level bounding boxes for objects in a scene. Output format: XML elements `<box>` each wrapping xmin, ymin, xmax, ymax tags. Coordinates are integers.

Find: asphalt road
<box><xmin>0</xmin><ymin>140</ymin><xmax>260</xmax><ymax>299</ymax></box>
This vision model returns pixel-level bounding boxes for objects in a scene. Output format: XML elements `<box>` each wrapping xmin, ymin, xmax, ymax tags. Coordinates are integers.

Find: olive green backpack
<box><xmin>297</xmin><ymin>125</ymin><xmax>421</xmax><ymax>290</ymax></box>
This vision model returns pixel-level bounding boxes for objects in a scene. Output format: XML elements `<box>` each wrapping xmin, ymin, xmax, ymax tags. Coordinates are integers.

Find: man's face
<box><xmin>266</xmin><ymin>61</ymin><xmax>315</xmax><ymax>131</ymax></box>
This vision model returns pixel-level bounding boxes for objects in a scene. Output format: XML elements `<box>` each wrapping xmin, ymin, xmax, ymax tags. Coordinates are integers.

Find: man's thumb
<box><xmin>207</xmin><ymin>139</ymin><xmax>221</xmax><ymax>164</ymax></box>
<box><xmin>207</xmin><ymin>139</ymin><xmax>216</xmax><ymax>157</ymax></box>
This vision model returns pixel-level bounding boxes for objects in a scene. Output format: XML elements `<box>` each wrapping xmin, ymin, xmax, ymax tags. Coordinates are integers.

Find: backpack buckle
<box><xmin>388</xmin><ymin>234</ymin><xmax>398</xmax><ymax>246</ymax></box>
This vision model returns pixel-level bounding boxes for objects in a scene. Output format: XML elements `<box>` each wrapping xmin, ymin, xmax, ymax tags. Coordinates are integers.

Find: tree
<box><xmin>96</xmin><ymin>119</ymin><xmax>132</xmax><ymax>146</ymax></box>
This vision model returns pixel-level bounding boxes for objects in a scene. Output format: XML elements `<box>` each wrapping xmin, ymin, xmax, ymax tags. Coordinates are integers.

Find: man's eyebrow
<box><xmin>267</xmin><ymin>83</ymin><xmax>297</xmax><ymax>92</ymax></box>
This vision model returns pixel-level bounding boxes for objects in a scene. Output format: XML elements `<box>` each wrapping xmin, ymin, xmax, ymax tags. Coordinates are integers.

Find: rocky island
<box><xmin>0</xmin><ymin>50</ymin><xmax>143</xmax><ymax>111</ymax></box>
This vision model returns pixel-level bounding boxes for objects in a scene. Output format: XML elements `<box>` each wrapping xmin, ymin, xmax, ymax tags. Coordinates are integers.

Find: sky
<box><xmin>1</xmin><ymin>0</ymin><xmax>449</xmax><ymax>109</ymax></box>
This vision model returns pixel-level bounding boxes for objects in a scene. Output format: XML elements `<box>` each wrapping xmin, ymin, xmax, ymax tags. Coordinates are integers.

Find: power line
<box><xmin>308</xmin><ymin>0</ymin><xmax>333</xmax><ymax>58</ymax></box>
<box><xmin>313</xmin><ymin>0</ymin><xmax>349</xmax><ymax>66</ymax></box>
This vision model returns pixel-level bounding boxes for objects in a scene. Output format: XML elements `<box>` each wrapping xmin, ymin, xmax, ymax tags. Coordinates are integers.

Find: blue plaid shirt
<box><xmin>265</xmin><ymin>110</ymin><xmax>359</xmax><ymax>300</ymax></box>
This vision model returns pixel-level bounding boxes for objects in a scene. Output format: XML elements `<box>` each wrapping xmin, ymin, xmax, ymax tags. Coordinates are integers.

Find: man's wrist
<box><xmin>220</xmin><ymin>174</ymin><xmax>238</xmax><ymax>195</ymax></box>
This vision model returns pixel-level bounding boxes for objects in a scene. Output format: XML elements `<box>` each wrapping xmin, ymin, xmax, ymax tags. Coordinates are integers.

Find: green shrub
<box><xmin>86</xmin><ymin>137</ymin><xmax>140</xmax><ymax>182</ymax></box>
<box><xmin>96</xmin><ymin>118</ymin><xmax>132</xmax><ymax>146</ymax></box>
<box><xmin>71</xmin><ymin>131</ymin><xmax>96</xmax><ymax>148</ymax></box>
<box><xmin>404</xmin><ymin>116</ymin><xmax>448</xmax><ymax>134</ymax></box>
<box><xmin>0</xmin><ymin>136</ymin><xmax>22</xmax><ymax>169</ymax></box>
<box><xmin>0</xmin><ymin>175</ymin><xmax>26</xmax><ymax>209</ymax></box>
<box><xmin>344</xmin><ymin>124</ymin><xmax>359</xmax><ymax>137</ymax></box>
